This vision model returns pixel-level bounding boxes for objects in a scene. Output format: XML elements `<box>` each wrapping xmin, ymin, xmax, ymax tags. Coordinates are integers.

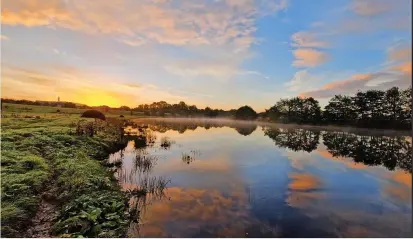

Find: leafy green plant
<box><xmin>53</xmin><ymin>192</ymin><xmax>129</xmax><ymax>238</ymax></box>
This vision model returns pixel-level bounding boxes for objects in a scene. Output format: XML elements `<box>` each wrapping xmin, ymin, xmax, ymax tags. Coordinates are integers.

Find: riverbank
<box><xmin>1</xmin><ymin>114</ymin><xmax>132</xmax><ymax>237</ymax></box>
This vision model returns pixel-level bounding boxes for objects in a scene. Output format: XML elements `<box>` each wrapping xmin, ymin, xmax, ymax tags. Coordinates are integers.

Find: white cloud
<box><xmin>291</xmin><ymin>31</ymin><xmax>329</xmax><ymax>48</ymax></box>
<box><xmin>284</xmin><ymin>70</ymin><xmax>319</xmax><ymax>92</ymax></box>
<box><xmin>1</xmin><ymin>0</ymin><xmax>287</xmax><ymax>52</ymax></box>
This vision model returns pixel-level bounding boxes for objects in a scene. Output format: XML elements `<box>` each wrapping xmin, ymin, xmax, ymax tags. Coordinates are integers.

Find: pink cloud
<box><xmin>388</xmin><ymin>44</ymin><xmax>412</xmax><ymax>62</ymax></box>
<box><xmin>389</xmin><ymin>62</ymin><xmax>412</xmax><ymax>76</ymax></box>
<box><xmin>292</xmin><ymin>48</ymin><xmax>329</xmax><ymax>68</ymax></box>
<box><xmin>300</xmin><ymin>72</ymin><xmax>411</xmax><ymax>99</ymax></box>
<box><xmin>350</xmin><ymin>0</ymin><xmax>391</xmax><ymax>16</ymax></box>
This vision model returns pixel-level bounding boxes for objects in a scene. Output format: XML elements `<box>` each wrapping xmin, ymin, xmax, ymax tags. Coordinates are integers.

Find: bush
<box><xmin>81</xmin><ymin>110</ymin><xmax>106</xmax><ymax>121</ymax></box>
<box><xmin>235</xmin><ymin>105</ymin><xmax>257</xmax><ymax>120</ymax></box>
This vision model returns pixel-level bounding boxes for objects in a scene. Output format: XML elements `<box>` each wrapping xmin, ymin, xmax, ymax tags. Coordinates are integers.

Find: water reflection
<box><xmin>322</xmin><ymin>132</ymin><xmax>412</xmax><ymax>172</ymax></box>
<box><xmin>263</xmin><ymin>127</ymin><xmax>320</xmax><ymax>152</ymax></box>
<box><xmin>235</xmin><ymin>124</ymin><xmax>257</xmax><ymax>136</ymax></box>
<box><xmin>133</xmin><ymin>118</ymin><xmax>259</xmax><ymax>136</ymax></box>
<box><xmin>260</xmin><ymin>127</ymin><xmax>412</xmax><ymax>172</ymax></box>
<box><xmin>109</xmin><ymin>119</ymin><xmax>412</xmax><ymax>237</ymax></box>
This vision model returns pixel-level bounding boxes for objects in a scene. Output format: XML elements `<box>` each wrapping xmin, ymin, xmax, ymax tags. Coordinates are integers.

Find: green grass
<box><xmin>1</xmin><ymin>108</ymin><xmax>136</xmax><ymax>237</ymax></box>
<box><xmin>2</xmin><ymin>103</ymin><xmax>143</xmax><ymax>118</ymax></box>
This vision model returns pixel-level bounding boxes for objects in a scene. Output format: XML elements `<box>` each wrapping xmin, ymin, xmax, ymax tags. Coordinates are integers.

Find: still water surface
<box><xmin>109</xmin><ymin>118</ymin><xmax>412</xmax><ymax>237</ymax></box>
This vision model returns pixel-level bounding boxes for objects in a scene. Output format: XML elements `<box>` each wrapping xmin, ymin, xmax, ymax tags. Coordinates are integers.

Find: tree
<box><xmin>401</xmin><ymin>87</ymin><xmax>412</xmax><ymax>127</ymax></box>
<box><xmin>301</xmin><ymin>97</ymin><xmax>321</xmax><ymax>124</ymax></box>
<box><xmin>235</xmin><ymin>105</ymin><xmax>257</xmax><ymax>120</ymax></box>
<box><xmin>384</xmin><ymin>87</ymin><xmax>403</xmax><ymax>124</ymax></box>
<box><xmin>204</xmin><ymin>107</ymin><xmax>218</xmax><ymax>117</ymax></box>
<box><xmin>62</xmin><ymin>102</ymin><xmax>76</xmax><ymax>108</ymax></box>
<box><xmin>267</xmin><ymin>97</ymin><xmax>321</xmax><ymax>124</ymax></box>
<box><xmin>324</xmin><ymin>95</ymin><xmax>356</xmax><ymax>125</ymax></box>
<box><xmin>354</xmin><ymin>91</ymin><xmax>369</xmax><ymax>123</ymax></box>
<box><xmin>119</xmin><ymin>105</ymin><xmax>131</xmax><ymax>111</ymax></box>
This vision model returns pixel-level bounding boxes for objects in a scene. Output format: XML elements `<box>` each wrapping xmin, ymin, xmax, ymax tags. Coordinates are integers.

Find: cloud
<box><xmin>129</xmin><ymin>186</ymin><xmax>260</xmax><ymax>237</ymax></box>
<box><xmin>124</xmin><ymin>82</ymin><xmax>142</xmax><ymax>89</ymax></box>
<box><xmin>1</xmin><ymin>0</ymin><xmax>287</xmax><ymax>52</ymax></box>
<box><xmin>299</xmin><ymin>73</ymin><xmax>373</xmax><ymax>98</ymax></box>
<box><xmin>350</xmin><ymin>0</ymin><xmax>391</xmax><ymax>16</ymax></box>
<box><xmin>164</xmin><ymin>60</ymin><xmax>239</xmax><ymax>79</ymax></box>
<box><xmin>291</xmin><ymin>31</ymin><xmax>329</xmax><ymax>48</ymax></box>
<box><xmin>342</xmin><ymin>0</ymin><xmax>412</xmax><ymax>32</ymax></box>
<box><xmin>163</xmin><ymin>46</ymin><xmax>265</xmax><ymax>80</ymax></box>
<box><xmin>300</xmin><ymin>72</ymin><xmax>410</xmax><ymax>98</ymax></box>
<box><xmin>388</xmin><ymin>62</ymin><xmax>412</xmax><ymax>76</ymax></box>
<box><xmin>284</xmin><ymin>70</ymin><xmax>318</xmax><ymax>92</ymax></box>
<box><xmin>1</xmin><ymin>64</ymin><xmax>186</xmax><ymax>106</ymax></box>
<box><xmin>237</xmin><ymin>71</ymin><xmax>270</xmax><ymax>80</ymax></box>
<box><xmin>387</xmin><ymin>43</ymin><xmax>412</xmax><ymax>63</ymax></box>
<box><xmin>288</xmin><ymin>172</ymin><xmax>321</xmax><ymax>191</ymax></box>
<box><xmin>300</xmin><ymin>41</ymin><xmax>412</xmax><ymax>99</ymax></box>
<box><xmin>292</xmin><ymin>48</ymin><xmax>329</xmax><ymax>68</ymax></box>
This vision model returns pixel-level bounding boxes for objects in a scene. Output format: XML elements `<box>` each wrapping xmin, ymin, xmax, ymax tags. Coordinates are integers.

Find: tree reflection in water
<box><xmin>263</xmin><ymin>127</ymin><xmax>320</xmax><ymax>152</ymax></box>
<box><xmin>263</xmin><ymin>127</ymin><xmax>412</xmax><ymax>172</ymax></box>
<box><xmin>322</xmin><ymin>132</ymin><xmax>412</xmax><ymax>172</ymax></box>
<box><xmin>235</xmin><ymin>124</ymin><xmax>257</xmax><ymax>136</ymax></box>
<box><xmin>133</xmin><ymin>119</ymin><xmax>257</xmax><ymax>136</ymax></box>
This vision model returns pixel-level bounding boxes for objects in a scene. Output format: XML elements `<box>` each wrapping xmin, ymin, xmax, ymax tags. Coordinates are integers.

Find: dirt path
<box><xmin>25</xmin><ymin>193</ymin><xmax>58</xmax><ymax>238</ymax></box>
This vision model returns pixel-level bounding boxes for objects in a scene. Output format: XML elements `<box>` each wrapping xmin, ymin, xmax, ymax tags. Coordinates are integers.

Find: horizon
<box><xmin>1</xmin><ymin>0</ymin><xmax>412</xmax><ymax>112</ymax></box>
<box><xmin>2</xmin><ymin>82</ymin><xmax>411</xmax><ymax>112</ymax></box>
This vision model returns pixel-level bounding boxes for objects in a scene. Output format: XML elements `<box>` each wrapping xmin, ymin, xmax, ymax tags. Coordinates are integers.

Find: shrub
<box><xmin>81</xmin><ymin>110</ymin><xmax>106</xmax><ymax>121</ymax></box>
<box><xmin>235</xmin><ymin>105</ymin><xmax>257</xmax><ymax>120</ymax></box>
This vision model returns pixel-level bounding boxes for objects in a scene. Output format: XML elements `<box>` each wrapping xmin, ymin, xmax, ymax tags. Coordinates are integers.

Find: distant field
<box><xmin>1</xmin><ymin>103</ymin><xmax>142</xmax><ymax>118</ymax></box>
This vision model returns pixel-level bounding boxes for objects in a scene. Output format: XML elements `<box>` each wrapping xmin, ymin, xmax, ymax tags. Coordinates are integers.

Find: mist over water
<box><xmin>111</xmin><ymin>118</ymin><xmax>412</xmax><ymax>237</ymax></box>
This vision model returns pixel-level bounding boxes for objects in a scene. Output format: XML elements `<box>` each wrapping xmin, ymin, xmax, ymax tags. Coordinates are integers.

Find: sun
<box><xmin>78</xmin><ymin>92</ymin><xmax>125</xmax><ymax>107</ymax></box>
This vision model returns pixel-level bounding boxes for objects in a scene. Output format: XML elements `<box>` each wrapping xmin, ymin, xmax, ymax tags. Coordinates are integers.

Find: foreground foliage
<box><xmin>1</xmin><ymin>114</ymin><xmax>132</xmax><ymax>237</ymax></box>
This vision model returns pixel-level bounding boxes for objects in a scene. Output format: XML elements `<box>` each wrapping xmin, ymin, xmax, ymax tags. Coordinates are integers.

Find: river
<box><xmin>108</xmin><ymin>118</ymin><xmax>412</xmax><ymax>237</ymax></box>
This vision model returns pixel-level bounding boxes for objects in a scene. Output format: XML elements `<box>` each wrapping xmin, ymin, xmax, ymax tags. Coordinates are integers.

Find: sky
<box><xmin>1</xmin><ymin>0</ymin><xmax>412</xmax><ymax>111</ymax></box>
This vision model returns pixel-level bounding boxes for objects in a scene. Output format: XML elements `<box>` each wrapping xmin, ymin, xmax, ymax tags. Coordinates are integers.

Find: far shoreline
<box><xmin>132</xmin><ymin>117</ymin><xmax>412</xmax><ymax>137</ymax></box>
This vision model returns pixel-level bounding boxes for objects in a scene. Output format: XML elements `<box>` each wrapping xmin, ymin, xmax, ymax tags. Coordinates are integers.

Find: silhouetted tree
<box><xmin>119</xmin><ymin>105</ymin><xmax>131</xmax><ymax>111</ymax></box>
<box><xmin>62</xmin><ymin>102</ymin><xmax>76</xmax><ymax>108</ymax></box>
<box><xmin>204</xmin><ymin>107</ymin><xmax>218</xmax><ymax>117</ymax></box>
<box><xmin>323</xmin><ymin>95</ymin><xmax>356</xmax><ymax>125</ymax></box>
<box><xmin>235</xmin><ymin>106</ymin><xmax>258</xmax><ymax>120</ymax></box>
<box><xmin>267</xmin><ymin>97</ymin><xmax>321</xmax><ymax>124</ymax></box>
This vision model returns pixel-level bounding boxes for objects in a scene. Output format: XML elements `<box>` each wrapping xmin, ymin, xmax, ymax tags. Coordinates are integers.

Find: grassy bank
<box><xmin>2</xmin><ymin>103</ymin><xmax>141</xmax><ymax>119</ymax></box>
<box><xmin>1</xmin><ymin>113</ymin><xmax>133</xmax><ymax>237</ymax></box>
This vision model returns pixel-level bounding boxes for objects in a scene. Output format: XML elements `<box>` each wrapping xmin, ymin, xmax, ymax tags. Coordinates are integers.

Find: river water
<box><xmin>108</xmin><ymin>118</ymin><xmax>412</xmax><ymax>237</ymax></box>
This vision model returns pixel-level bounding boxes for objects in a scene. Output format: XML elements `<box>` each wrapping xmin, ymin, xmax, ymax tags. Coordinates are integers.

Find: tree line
<box><xmin>1</xmin><ymin>98</ymin><xmax>79</xmax><ymax>108</ymax></box>
<box><xmin>262</xmin><ymin>87</ymin><xmax>412</xmax><ymax>130</ymax></box>
<box><xmin>1</xmin><ymin>86</ymin><xmax>411</xmax><ymax>129</ymax></box>
<box><xmin>129</xmin><ymin>101</ymin><xmax>236</xmax><ymax>118</ymax></box>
